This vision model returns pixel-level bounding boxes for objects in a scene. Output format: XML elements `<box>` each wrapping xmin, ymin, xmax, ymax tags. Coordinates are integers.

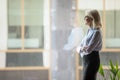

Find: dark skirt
<box><xmin>82</xmin><ymin>51</ymin><xmax>100</xmax><ymax>80</ymax></box>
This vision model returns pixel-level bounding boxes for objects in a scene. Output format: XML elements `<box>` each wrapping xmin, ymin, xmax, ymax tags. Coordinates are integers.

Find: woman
<box><xmin>76</xmin><ymin>9</ymin><xmax>102</xmax><ymax>80</ymax></box>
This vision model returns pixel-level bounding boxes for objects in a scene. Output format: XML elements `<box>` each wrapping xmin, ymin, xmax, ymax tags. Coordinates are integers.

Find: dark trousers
<box><xmin>83</xmin><ymin>51</ymin><xmax>100</xmax><ymax>80</ymax></box>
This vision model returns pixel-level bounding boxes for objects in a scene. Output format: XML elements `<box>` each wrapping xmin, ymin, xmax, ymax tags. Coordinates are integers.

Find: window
<box><xmin>105</xmin><ymin>0</ymin><xmax>120</xmax><ymax>48</ymax></box>
<box><xmin>0</xmin><ymin>0</ymin><xmax>50</xmax><ymax>80</ymax></box>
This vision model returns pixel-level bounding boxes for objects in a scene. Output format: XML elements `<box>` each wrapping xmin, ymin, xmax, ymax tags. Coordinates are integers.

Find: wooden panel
<box><xmin>21</xmin><ymin>0</ymin><xmax>25</xmax><ymax>49</ymax></box>
<box><xmin>0</xmin><ymin>49</ymin><xmax>50</xmax><ymax>53</ymax></box>
<box><xmin>0</xmin><ymin>67</ymin><xmax>49</xmax><ymax>71</ymax></box>
<box><xmin>0</xmin><ymin>70</ymin><xmax>49</xmax><ymax>80</ymax></box>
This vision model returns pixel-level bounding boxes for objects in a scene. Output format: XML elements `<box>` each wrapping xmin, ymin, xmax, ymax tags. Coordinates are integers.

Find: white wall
<box><xmin>43</xmin><ymin>0</ymin><xmax>50</xmax><ymax>67</ymax></box>
<box><xmin>0</xmin><ymin>0</ymin><xmax>7</xmax><ymax>67</ymax></box>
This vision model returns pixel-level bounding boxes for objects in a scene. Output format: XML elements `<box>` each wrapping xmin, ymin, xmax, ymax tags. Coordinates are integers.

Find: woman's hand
<box><xmin>83</xmin><ymin>46</ymin><xmax>88</xmax><ymax>51</ymax></box>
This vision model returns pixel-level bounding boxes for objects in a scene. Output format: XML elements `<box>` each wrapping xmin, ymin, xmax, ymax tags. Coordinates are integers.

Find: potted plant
<box><xmin>99</xmin><ymin>60</ymin><xmax>120</xmax><ymax>80</ymax></box>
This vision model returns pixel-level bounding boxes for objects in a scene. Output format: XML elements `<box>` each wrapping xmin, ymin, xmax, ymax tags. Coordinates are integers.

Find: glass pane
<box><xmin>6</xmin><ymin>53</ymin><xmax>43</xmax><ymax>67</ymax></box>
<box><xmin>0</xmin><ymin>52</ymin><xmax>50</xmax><ymax>67</ymax></box>
<box><xmin>8</xmin><ymin>0</ymin><xmax>22</xmax><ymax>49</ymax></box>
<box><xmin>24</xmin><ymin>0</ymin><xmax>44</xmax><ymax>49</ymax></box>
<box><xmin>100</xmin><ymin>52</ymin><xmax>120</xmax><ymax>66</ymax></box>
<box><xmin>79</xmin><ymin>0</ymin><xmax>103</xmax><ymax>32</ymax></box>
<box><xmin>106</xmin><ymin>0</ymin><xmax>120</xmax><ymax>48</ymax></box>
<box><xmin>0</xmin><ymin>70</ymin><xmax>48</xmax><ymax>80</ymax></box>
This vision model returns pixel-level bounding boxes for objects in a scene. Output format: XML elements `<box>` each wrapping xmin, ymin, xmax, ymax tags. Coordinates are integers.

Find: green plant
<box><xmin>99</xmin><ymin>60</ymin><xmax>120</xmax><ymax>80</ymax></box>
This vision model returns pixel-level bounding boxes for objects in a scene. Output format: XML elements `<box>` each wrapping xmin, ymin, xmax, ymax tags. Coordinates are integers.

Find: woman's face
<box><xmin>84</xmin><ymin>16</ymin><xmax>93</xmax><ymax>26</ymax></box>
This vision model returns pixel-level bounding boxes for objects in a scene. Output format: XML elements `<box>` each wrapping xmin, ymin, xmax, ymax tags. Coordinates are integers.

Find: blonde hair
<box><xmin>85</xmin><ymin>9</ymin><xmax>102</xmax><ymax>28</ymax></box>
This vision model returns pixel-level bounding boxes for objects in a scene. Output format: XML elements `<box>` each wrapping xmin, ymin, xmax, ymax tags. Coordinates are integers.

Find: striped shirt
<box><xmin>76</xmin><ymin>28</ymin><xmax>102</xmax><ymax>57</ymax></box>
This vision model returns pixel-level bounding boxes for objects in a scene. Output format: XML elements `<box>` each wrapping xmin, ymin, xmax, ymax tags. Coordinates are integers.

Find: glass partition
<box><xmin>6</xmin><ymin>52</ymin><xmax>43</xmax><ymax>67</ymax></box>
<box><xmin>105</xmin><ymin>0</ymin><xmax>120</xmax><ymax>48</ymax></box>
<box><xmin>8</xmin><ymin>0</ymin><xmax>22</xmax><ymax>49</ymax></box>
<box><xmin>99</xmin><ymin>52</ymin><xmax>120</xmax><ymax>65</ymax></box>
<box><xmin>7</xmin><ymin>0</ymin><xmax>45</xmax><ymax>49</ymax></box>
<box><xmin>0</xmin><ymin>0</ymin><xmax>50</xmax><ymax>80</ymax></box>
<box><xmin>24</xmin><ymin>0</ymin><xmax>44</xmax><ymax>49</ymax></box>
<box><xmin>0</xmin><ymin>52</ymin><xmax>50</xmax><ymax>67</ymax></box>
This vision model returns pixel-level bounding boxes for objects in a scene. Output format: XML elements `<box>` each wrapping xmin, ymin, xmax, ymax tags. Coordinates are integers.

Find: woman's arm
<box><xmin>83</xmin><ymin>31</ymin><xmax>101</xmax><ymax>54</ymax></box>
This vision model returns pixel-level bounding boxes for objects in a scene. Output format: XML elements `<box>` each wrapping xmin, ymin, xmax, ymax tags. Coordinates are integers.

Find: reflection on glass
<box><xmin>63</xmin><ymin>27</ymin><xmax>84</xmax><ymax>51</ymax></box>
<box><xmin>8</xmin><ymin>0</ymin><xmax>22</xmax><ymax>49</ymax></box>
<box><xmin>79</xmin><ymin>0</ymin><xmax>103</xmax><ymax>32</ymax></box>
<box><xmin>6</xmin><ymin>52</ymin><xmax>43</xmax><ymax>67</ymax></box>
<box><xmin>106</xmin><ymin>0</ymin><xmax>120</xmax><ymax>48</ymax></box>
<box><xmin>24</xmin><ymin>0</ymin><xmax>44</xmax><ymax>49</ymax></box>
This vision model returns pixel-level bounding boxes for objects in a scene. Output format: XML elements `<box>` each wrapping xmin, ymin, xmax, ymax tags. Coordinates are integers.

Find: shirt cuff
<box><xmin>76</xmin><ymin>46</ymin><xmax>84</xmax><ymax>53</ymax></box>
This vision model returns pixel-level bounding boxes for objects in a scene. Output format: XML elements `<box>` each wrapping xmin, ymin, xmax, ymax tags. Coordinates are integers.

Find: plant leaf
<box><xmin>99</xmin><ymin>64</ymin><xmax>105</xmax><ymax>77</ymax></box>
<box><xmin>110</xmin><ymin>74</ymin><xmax>113</xmax><ymax>80</ymax></box>
<box><xmin>109</xmin><ymin>60</ymin><xmax>116</xmax><ymax>76</ymax></box>
<box><xmin>115</xmin><ymin>62</ymin><xmax>118</xmax><ymax>70</ymax></box>
<box><xmin>109</xmin><ymin>60</ymin><xmax>120</xmax><ymax>80</ymax></box>
<box><xmin>117</xmin><ymin>71</ymin><xmax>120</xmax><ymax>80</ymax></box>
